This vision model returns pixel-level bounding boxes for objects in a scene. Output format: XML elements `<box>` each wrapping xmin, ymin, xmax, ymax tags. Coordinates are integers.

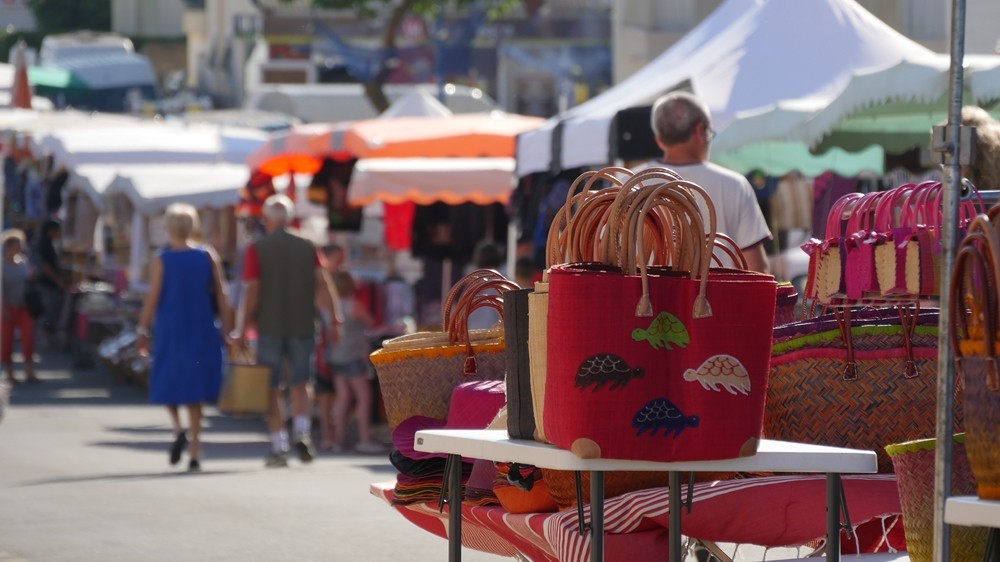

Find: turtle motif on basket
<box><xmin>574</xmin><ymin>353</ymin><xmax>644</xmax><ymax>391</ymax></box>
<box><xmin>632</xmin><ymin>397</ymin><xmax>700</xmax><ymax>438</ymax></box>
<box><xmin>684</xmin><ymin>355</ymin><xmax>751</xmax><ymax>396</ymax></box>
<box><xmin>631</xmin><ymin>311</ymin><xmax>689</xmax><ymax>350</ymax></box>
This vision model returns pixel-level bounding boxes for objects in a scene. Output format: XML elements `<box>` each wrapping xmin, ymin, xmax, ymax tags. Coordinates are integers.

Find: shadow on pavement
<box><xmin>16</xmin><ymin>469</ymin><xmax>245</xmax><ymax>488</ymax></box>
<box><xmin>91</xmin><ymin>439</ymin><xmax>270</xmax><ymax>460</ymax></box>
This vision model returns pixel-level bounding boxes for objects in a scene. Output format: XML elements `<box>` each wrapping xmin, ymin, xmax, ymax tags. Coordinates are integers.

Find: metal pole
<box><xmin>933</xmin><ymin>1</ymin><xmax>967</xmax><ymax>560</ymax></box>
<box><xmin>826</xmin><ymin>473</ymin><xmax>842</xmax><ymax>562</ymax></box>
<box><xmin>669</xmin><ymin>471</ymin><xmax>682</xmax><ymax>562</ymax></box>
<box><xmin>447</xmin><ymin>453</ymin><xmax>463</xmax><ymax>562</ymax></box>
<box><xmin>589</xmin><ymin>471</ymin><xmax>604</xmax><ymax>562</ymax></box>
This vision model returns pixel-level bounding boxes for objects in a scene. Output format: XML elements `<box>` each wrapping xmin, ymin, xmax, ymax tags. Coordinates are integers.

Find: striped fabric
<box><xmin>372</xmin><ymin>474</ymin><xmax>904</xmax><ymax>561</ymax></box>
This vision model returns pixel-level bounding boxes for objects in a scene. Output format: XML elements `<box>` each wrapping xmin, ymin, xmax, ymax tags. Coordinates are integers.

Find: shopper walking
<box><xmin>315</xmin><ymin>244</ymin><xmax>346</xmax><ymax>450</ymax></box>
<box><xmin>33</xmin><ymin>219</ymin><xmax>69</xmax><ymax>348</ymax></box>
<box><xmin>327</xmin><ymin>270</ymin><xmax>382</xmax><ymax>454</ymax></box>
<box><xmin>136</xmin><ymin>204</ymin><xmax>232</xmax><ymax>472</ymax></box>
<box><xmin>2</xmin><ymin>229</ymin><xmax>39</xmax><ymax>385</ymax></box>
<box><xmin>237</xmin><ymin>195</ymin><xmax>341</xmax><ymax>467</ymax></box>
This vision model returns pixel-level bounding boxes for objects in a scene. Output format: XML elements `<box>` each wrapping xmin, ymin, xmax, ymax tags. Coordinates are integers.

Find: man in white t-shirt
<box><xmin>638</xmin><ymin>92</ymin><xmax>772</xmax><ymax>273</ymax></box>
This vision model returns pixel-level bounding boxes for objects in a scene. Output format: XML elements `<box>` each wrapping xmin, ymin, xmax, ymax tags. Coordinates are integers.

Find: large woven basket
<box><xmin>766</xmin><ymin>309</ymin><xmax>961</xmax><ymax>473</ymax></box>
<box><xmin>371</xmin><ymin>325</ymin><xmax>506</xmax><ymax>430</ymax></box>
<box><xmin>885</xmin><ymin>435</ymin><xmax>987</xmax><ymax>562</ymax></box>
<box><xmin>957</xmin><ymin>354</ymin><xmax>1000</xmax><ymax>500</ymax></box>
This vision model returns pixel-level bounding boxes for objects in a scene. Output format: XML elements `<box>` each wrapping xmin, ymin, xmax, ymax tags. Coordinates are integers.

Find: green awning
<box><xmin>28</xmin><ymin>66</ymin><xmax>90</xmax><ymax>90</ymax></box>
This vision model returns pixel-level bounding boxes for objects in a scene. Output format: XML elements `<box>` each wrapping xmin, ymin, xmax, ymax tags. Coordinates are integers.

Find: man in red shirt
<box><xmin>237</xmin><ymin>195</ymin><xmax>341</xmax><ymax>467</ymax></box>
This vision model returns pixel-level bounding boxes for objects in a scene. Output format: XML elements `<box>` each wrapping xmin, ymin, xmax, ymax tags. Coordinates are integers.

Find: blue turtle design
<box><xmin>632</xmin><ymin>398</ymin><xmax>699</xmax><ymax>438</ymax></box>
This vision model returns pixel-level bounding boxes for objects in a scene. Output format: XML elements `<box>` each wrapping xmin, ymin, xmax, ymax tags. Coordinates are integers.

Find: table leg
<box><xmin>589</xmin><ymin>471</ymin><xmax>604</xmax><ymax>562</ymax></box>
<box><xmin>669</xmin><ymin>471</ymin><xmax>681</xmax><ymax>562</ymax></box>
<box><xmin>826</xmin><ymin>473</ymin><xmax>841</xmax><ymax>562</ymax></box>
<box><xmin>448</xmin><ymin>453</ymin><xmax>462</xmax><ymax>562</ymax></box>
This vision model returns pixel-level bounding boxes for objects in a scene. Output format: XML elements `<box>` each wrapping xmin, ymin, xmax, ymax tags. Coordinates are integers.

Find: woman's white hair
<box><xmin>164</xmin><ymin>203</ymin><xmax>200</xmax><ymax>240</ymax></box>
<box><xmin>263</xmin><ymin>194</ymin><xmax>294</xmax><ymax>225</ymax></box>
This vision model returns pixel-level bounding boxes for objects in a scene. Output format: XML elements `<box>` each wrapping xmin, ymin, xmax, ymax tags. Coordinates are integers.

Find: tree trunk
<box><xmin>363</xmin><ymin>0</ymin><xmax>418</xmax><ymax>114</ymax></box>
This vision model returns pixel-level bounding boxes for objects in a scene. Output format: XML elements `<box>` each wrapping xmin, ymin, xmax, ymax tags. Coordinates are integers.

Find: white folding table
<box><xmin>415</xmin><ymin>429</ymin><xmax>879</xmax><ymax>562</ymax></box>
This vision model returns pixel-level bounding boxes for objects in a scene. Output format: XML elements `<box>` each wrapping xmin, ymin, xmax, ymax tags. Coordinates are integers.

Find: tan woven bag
<box><xmin>371</xmin><ymin>269</ymin><xmax>519</xmax><ymax>429</ymax></box>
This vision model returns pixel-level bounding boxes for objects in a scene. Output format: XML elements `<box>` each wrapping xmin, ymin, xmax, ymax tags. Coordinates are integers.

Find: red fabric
<box><xmin>1</xmin><ymin>305</ymin><xmax>34</xmax><ymax>364</ymax></box>
<box><xmin>545</xmin><ymin>265</ymin><xmax>776</xmax><ymax>462</ymax></box>
<box><xmin>383</xmin><ymin>202</ymin><xmax>416</xmax><ymax>251</ymax></box>
<box><xmin>242</xmin><ymin>244</ymin><xmax>259</xmax><ymax>282</ymax></box>
<box><xmin>372</xmin><ymin>474</ymin><xmax>904</xmax><ymax>562</ymax></box>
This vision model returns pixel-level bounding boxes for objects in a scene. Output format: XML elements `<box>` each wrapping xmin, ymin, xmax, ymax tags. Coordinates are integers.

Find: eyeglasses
<box><xmin>704</xmin><ymin>124</ymin><xmax>717</xmax><ymax>142</ymax></box>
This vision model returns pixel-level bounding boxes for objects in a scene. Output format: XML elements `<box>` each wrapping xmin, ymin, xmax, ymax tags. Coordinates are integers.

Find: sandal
<box><xmin>169</xmin><ymin>431</ymin><xmax>188</xmax><ymax>465</ymax></box>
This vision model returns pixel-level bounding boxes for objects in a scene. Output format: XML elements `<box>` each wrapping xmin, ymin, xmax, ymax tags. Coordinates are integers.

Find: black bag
<box><xmin>503</xmin><ymin>288</ymin><xmax>535</xmax><ymax>440</ymax></box>
<box><xmin>24</xmin><ymin>283</ymin><xmax>44</xmax><ymax>319</ymax></box>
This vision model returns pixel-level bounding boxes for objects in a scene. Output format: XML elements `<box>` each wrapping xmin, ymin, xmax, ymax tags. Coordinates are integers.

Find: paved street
<box><xmin>0</xmin><ymin>351</ymin><xmax>504</xmax><ymax>562</ymax></box>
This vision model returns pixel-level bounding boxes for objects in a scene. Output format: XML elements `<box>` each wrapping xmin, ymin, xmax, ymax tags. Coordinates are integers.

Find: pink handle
<box><xmin>897</xmin><ymin>181</ymin><xmax>940</xmax><ymax>229</ymax></box>
<box><xmin>872</xmin><ymin>183</ymin><xmax>917</xmax><ymax>232</ymax></box>
<box><xmin>825</xmin><ymin>192</ymin><xmax>865</xmax><ymax>240</ymax></box>
<box><xmin>845</xmin><ymin>191</ymin><xmax>885</xmax><ymax>238</ymax></box>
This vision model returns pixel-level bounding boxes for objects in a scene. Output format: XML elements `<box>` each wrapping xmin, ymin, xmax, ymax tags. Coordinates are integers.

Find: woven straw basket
<box><xmin>885</xmin><ymin>435</ymin><xmax>987</xmax><ymax>562</ymax></box>
<box><xmin>767</xmin><ymin>312</ymin><xmax>959</xmax><ymax>473</ymax></box>
<box><xmin>371</xmin><ymin>325</ymin><xmax>506</xmax><ymax>430</ymax></box>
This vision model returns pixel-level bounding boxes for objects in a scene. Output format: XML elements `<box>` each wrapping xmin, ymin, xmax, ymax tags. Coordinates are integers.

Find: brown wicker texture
<box><xmin>371</xmin><ymin>345</ymin><xmax>506</xmax><ymax>430</ymax></box>
<box><xmin>371</xmin><ymin>269</ymin><xmax>517</xmax><ymax>430</ymax></box>
<box><xmin>885</xmin><ymin>435</ymin><xmax>987</xmax><ymax>562</ymax></box>
<box><xmin>765</xmin><ymin>346</ymin><xmax>963</xmax><ymax>474</ymax></box>
<box><xmin>949</xmin><ymin>214</ymin><xmax>1000</xmax><ymax>500</ymax></box>
<box><xmin>960</xmin><ymin>356</ymin><xmax>1000</xmax><ymax>500</ymax></box>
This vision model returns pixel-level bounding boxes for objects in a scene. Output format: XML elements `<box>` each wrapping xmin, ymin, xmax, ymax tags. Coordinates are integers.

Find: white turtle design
<box><xmin>683</xmin><ymin>355</ymin><xmax>750</xmax><ymax>396</ymax></box>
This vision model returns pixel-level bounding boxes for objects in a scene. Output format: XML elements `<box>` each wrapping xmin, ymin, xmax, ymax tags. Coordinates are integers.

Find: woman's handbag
<box><xmin>218</xmin><ymin>349</ymin><xmax>271</xmax><ymax>416</ymax></box>
<box><xmin>371</xmin><ymin>270</ymin><xmax>519</xmax><ymax>430</ymax></box>
<box><xmin>951</xmin><ymin>216</ymin><xmax>1000</xmax><ymax>500</ymax></box>
<box><xmin>543</xmin><ymin>170</ymin><xmax>777</xmax><ymax>462</ymax></box>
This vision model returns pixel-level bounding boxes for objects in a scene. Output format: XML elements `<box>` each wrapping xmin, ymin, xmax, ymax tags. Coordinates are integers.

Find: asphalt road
<box><xmin>0</xmin><ymin>351</ymin><xmax>506</xmax><ymax>562</ymax></box>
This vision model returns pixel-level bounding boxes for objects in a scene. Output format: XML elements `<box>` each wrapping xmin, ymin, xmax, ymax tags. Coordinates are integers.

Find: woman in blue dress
<box><xmin>136</xmin><ymin>204</ymin><xmax>232</xmax><ymax>472</ymax></box>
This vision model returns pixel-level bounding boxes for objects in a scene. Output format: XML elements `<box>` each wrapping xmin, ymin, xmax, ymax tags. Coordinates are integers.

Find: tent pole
<box><xmin>933</xmin><ymin>1</ymin><xmax>966</xmax><ymax>560</ymax></box>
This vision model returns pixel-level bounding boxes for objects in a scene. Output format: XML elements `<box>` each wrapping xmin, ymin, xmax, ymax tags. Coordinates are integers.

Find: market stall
<box><xmin>514</xmin><ymin>0</ymin><xmax>1000</xmax><ymax>179</ymax></box>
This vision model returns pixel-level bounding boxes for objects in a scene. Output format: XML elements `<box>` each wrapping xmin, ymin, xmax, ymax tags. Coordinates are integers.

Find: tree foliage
<box><xmin>27</xmin><ymin>0</ymin><xmax>112</xmax><ymax>35</ymax></box>
<box><xmin>283</xmin><ymin>0</ymin><xmax>517</xmax><ymax>112</ymax></box>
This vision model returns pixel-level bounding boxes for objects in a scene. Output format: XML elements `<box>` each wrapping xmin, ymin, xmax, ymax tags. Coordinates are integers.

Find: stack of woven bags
<box><xmin>371</xmin><ymin>166</ymin><xmax>944</xmax><ymax>559</ymax></box>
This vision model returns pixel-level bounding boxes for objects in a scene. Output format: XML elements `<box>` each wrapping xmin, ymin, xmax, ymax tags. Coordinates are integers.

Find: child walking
<box><xmin>327</xmin><ymin>271</ymin><xmax>383</xmax><ymax>454</ymax></box>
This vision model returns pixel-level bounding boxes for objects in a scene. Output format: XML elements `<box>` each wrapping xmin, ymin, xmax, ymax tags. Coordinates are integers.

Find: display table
<box><xmin>944</xmin><ymin>495</ymin><xmax>1000</xmax><ymax>527</ymax></box>
<box><xmin>414</xmin><ymin>429</ymin><xmax>879</xmax><ymax>562</ymax></box>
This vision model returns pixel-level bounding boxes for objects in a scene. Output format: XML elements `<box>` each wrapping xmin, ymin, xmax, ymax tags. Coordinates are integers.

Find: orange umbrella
<box><xmin>10</xmin><ymin>40</ymin><xmax>32</xmax><ymax>110</ymax></box>
<box><xmin>336</xmin><ymin>112</ymin><xmax>545</xmax><ymax>158</ymax></box>
<box><xmin>245</xmin><ymin>122</ymin><xmax>353</xmax><ymax>176</ymax></box>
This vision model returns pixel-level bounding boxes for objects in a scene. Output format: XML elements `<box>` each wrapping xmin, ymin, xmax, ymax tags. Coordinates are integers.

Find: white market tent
<box><xmin>102</xmin><ymin>162</ymin><xmax>249</xmax><ymax>287</ymax></box>
<box><xmin>34</xmin><ymin>120</ymin><xmax>268</xmax><ymax>168</ymax></box>
<box><xmin>516</xmin><ymin>0</ymin><xmax>1000</xmax><ymax>178</ymax></box>
<box><xmin>104</xmin><ymin>163</ymin><xmax>249</xmax><ymax>216</ymax></box>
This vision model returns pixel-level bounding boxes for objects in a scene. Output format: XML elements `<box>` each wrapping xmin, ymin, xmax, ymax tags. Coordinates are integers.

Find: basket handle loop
<box><xmin>951</xmin><ymin>244</ymin><xmax>999</xmax><ymax>391</ymax></box>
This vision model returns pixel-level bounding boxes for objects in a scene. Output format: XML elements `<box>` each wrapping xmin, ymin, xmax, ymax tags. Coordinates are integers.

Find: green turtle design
<box><xmin>632</xmin><ymin>311</ymin><xmax>690</xmax><ymax>350</ymax></box>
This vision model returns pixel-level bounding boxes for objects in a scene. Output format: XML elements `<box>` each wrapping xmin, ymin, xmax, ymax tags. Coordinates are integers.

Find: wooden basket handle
<box><xmin>712</xmin><ymin>233</ymin><xmax>749</xmax><ymax>270</ymax></box>
<box><xmin>546</xmin><ymin>168</ymin><xmax>631</xmax><ymax>268</ymax></box>
<box><xmin>951</xmin><ymin>240</ymin><xmax>1000</xmax><ymax>390</ymax></box>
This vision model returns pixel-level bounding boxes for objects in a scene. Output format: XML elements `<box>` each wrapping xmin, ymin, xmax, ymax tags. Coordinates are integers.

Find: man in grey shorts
<box><xmin>237</xmin><ymin>195</ymin><xmax>341</xmax><ymax>467</ymax></box>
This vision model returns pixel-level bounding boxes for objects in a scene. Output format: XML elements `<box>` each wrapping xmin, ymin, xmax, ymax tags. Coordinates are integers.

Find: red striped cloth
<box><xmin>371</xmin><ymin>474</ymin><xmax>904</xmax><ymax>561</ymax></box>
